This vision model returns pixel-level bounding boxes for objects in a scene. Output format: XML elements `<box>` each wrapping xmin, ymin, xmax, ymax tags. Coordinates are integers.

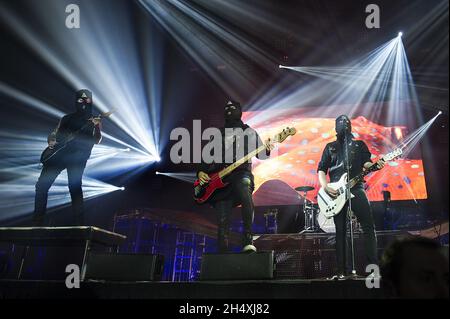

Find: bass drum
<box><xmin>317</xmin><ymin>208</ymin><xmax>336</xmax><ymax>233</ymax></box>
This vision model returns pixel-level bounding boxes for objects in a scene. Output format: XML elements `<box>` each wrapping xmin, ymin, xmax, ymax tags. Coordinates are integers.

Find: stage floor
<box><xmin>0</xmin><ymin>278</ymin><xmax>387</xmax><ymax>299</ymax></box>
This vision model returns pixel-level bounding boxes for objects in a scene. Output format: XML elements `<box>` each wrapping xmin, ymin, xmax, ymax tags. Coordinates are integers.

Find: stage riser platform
<box><xmin>0</xmin><ymin>230</ymin><xmax>412</xmax><ymax>281</ymax></box>
<box><xmin>255</xmin><ymin>231</ymin><xmax>412</xmax><ymax>278</ymax></box>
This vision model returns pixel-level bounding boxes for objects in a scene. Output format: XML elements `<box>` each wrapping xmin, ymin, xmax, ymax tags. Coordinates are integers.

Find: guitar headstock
<box><xmin>274</xmin><ymin>127</ymin><xmax>297</xmax><ymax>143</ymax></box>
<box><xmin>99</xmin><ymin>109</ymin><xmax>116</xmax><ymax>118</ymax></box>
<box><xmin>382</xmin><ymin>148</ymin><xmax>403</xmax><ymax>161</ymax></box>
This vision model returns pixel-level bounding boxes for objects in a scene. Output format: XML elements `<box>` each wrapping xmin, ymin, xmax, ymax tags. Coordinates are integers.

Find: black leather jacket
<box><xmin>317</xmin><ymin>137</ymin><xmax>372</xmax><ymax>188</ymax></box>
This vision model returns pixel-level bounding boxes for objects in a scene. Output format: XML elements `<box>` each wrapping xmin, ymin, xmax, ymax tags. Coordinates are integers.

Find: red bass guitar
<box><xmin>193</xmin><ymin>127</ymin><xmax>297</xmax><ymax>204</ymax></box>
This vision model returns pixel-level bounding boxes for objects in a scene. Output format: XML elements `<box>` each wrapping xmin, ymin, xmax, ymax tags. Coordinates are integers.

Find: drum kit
<box><xmin>261</xmin><ymin>184</ymin><xmax>358</xmax><ymax>234</ymax></box>
<box><xmin>294</xmin><ymin>185</ymin><xmax>335</xmax><ymax>233</ymax></box>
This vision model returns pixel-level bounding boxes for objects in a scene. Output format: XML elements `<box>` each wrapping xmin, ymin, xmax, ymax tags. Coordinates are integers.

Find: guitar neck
<box><xmin>218</xmin><ymin>144</ymin><xmax>267</xmax><ymax>179</ymax></box>
<box><xmin>347</xmin><ymin>161</ymin><xmax>380</xmax><ymax>188</ymax></box>
<box><xmin>64</xmin><ymin>115</ymin><xmax>106</xmax><ymax>143</ymax></box>
<box><xmin>212</xmin><ymin>126</ymin><xmax>296</xmax><ymax>180</ymax></box>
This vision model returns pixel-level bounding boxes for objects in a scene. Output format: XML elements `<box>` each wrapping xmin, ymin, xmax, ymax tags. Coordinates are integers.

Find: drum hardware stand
<box><xmin>263</xmin><ymin>209</ymin><xmax>278</xmax><ymax>234</ymax></box>
<box><xmin>295</xmin><ymin>186</ymin><xmax>317</xmax><ymax>234</ymax></box>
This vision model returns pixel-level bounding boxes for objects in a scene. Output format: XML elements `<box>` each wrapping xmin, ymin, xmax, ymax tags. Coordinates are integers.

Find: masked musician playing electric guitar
<box><xmin>317</xmin><ymin>115</ymin><xmax>386</xmax><ymax>279</ymax></box>
<box><xmin>33</xmin><ymin>89</ymin><xmax>107</xmax><ymax>226</ymax></box>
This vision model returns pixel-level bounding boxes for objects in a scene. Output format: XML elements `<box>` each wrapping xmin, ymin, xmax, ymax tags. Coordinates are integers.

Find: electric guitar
<box><xmin>317</xmin><ymin>148</ymin><xmax>403</xmax><ymax>218</ymax></box>
<box><xmin>40</xmin><ymin>111</ymin><xmax>113</xmax><ymax>165</ymax></box>
<box><xmin>193</xmin><ymin>127</ymin><xmax>297</xmax><ymax>204</ymax></box>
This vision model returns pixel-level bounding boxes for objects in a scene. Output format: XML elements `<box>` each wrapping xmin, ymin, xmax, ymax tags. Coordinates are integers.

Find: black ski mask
<box><xmin>224</xmin><ymin>100</ymin><xmax>243</xmax><ymax>127</ymax></box>
<box><xmin>335</xmin><ymin>115</ymin><xmax>352</xmax><ymax>140</ymax></box>
<box><xmin>75</xmin><ymin>89</ymin><xmax>93</xmax><ymax>118</ymax></box>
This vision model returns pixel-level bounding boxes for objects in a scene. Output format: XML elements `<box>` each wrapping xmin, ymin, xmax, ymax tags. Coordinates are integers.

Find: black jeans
<box><xmin>34</xmin><ymin>158</ymin><xmax>87</xmax><ymax>226</ymax></box>
<box><xmin>333</xmin><ymin>187</ymin><xmax>378</xmax><ymax>275</ymax></box>
<box><xmin>213</xmin><ymin>174</ymin><xmax>255</xmax><ymax>252</ymax></box>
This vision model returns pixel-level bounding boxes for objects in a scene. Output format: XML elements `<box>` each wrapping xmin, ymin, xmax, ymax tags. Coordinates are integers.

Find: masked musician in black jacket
<box><xmin>317</xmin><ymin>115</ymin><xmax>385</xmax><ymax>279</ymax></box>
<box><xmin>197</xmin><ymin>101</ymin><xmax>273</xmax><ymax>253</ymax></box>
<box><xmin>33</xmin><ymin>89</ymin><xmax>102</xmax><ymax>226</ymax></box>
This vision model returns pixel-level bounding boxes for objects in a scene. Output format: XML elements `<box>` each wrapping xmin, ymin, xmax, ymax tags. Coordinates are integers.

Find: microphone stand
<box><xmin>344</xmin><ymin>129</ymin><xmax>357</xmax><ymax>277</ymax></box>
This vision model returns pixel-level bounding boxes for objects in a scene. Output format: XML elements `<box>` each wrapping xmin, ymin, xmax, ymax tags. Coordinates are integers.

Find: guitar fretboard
<box><xmin>218</xmin><ymin>144</ymin><xmax>267</xmax><ymax>179</ymax></box>
<box><xmin>347</xmin><ymin>148</ymin><xmax>402</xmax><ymax>188</ymax></box>
<box><xmin>347</xmin><ymin>163</ymin><xmax>379</xmax><ymax>188</ymax></box>
<box><xmin>214</xmin><ymin>127</ymin><xmax>296</xmax><ymax>180</ymax></box>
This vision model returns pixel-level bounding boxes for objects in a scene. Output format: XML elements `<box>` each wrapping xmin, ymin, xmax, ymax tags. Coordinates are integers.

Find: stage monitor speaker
<box><xmin>200</xmin><ymin>251</ymin><xmax>274</xmax><ymax>280</ymax></box>
<box><xmin>85</xmin><ymin>253</ymin><xmax>164</xmax><ymax>281</ymax></box>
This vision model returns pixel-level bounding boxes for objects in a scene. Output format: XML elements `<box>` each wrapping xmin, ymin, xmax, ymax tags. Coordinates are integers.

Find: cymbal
<box><xmin>295</xmin><ymin>186</ymin><xmax>315</xmax><ymax>192</ymax></box>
